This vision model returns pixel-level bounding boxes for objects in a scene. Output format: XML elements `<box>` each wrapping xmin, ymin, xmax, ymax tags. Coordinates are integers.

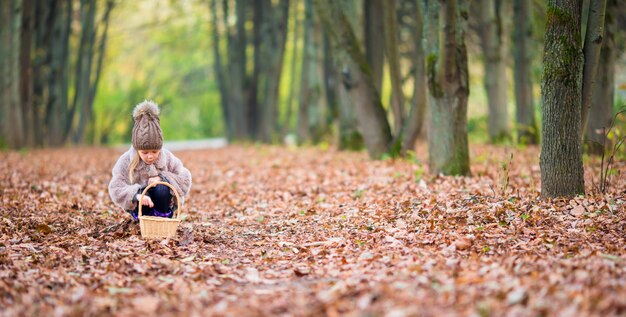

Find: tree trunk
<box><xmin>314</xmin><ymin>0</ymin><xmax>392</xmax><ymax>159</ymax></box>
<box><xmin>337</xmin><ymin>0</ymin><xmax>363</xmax><ymax>150</ymax></box>
<box><xmin>512</xmin><ymin>0</ymin><xmax>538</xmax><ymax>144</ymax></box>
<box><xmin>228</xmin><ymin>0</ymin><xmax>248</xmax><ymax>140</ymax></box>
<box><xmin>382</xmin><ymin>0</ymin><xmax>406</xmax><ymax>135</ymax></box>
<box><xmin>47</xmin><ymin>0</ymin><xmax>72</xmax><ymax>147</ymax></box>
<box><xmin>0</xmin><ymin>0</ymin><xmax>24</xmax><ymax>149</ymax></box>
<box><xmin>282</xmin><ymin>1</ymin><xmax>301</xmax><ymax>137</ymax></box>
<box><xmin>540</xmin><ymin>0</ymin><xmax>585</xmax><ymax>197</ymax></box>
<box><xmin>259</xmin><ymin>0</ymin><xmax>289</xmax><ymax>143</ymax></box>
<box><xmin>210</xmin><ymin>0</ymin><xmax>233</xmax><ymax>140</ymax></box>
<box><xmin>364</xmin><ymin>0</ymin><xmax>384</xmax><ymax>93</ymax></box>
<box><xmin>580</xmin><ymin>0</ymin><xmax>606</xmax><ymax>133</ymax></box>
<box><xmin>20</xmin><ymin>0</ymin><xmax>34</xmax><ymax>147</ymax></box>
<box><xmin>401</xmin><ymin>0</ymin><xmax>427</xmax><ymax>155</ymax></box>
<box><xmin>478</xmin><ymin>0</ymin><xmax>510</xmax><ymax>143</ymax></box>
<box><xmin>297</xmin><ymin>0</ymin><xmax>314</xmax><ymax>144</ymax></box>
<box><xmin>424</xmin><ymin>0</ymin><xmax>470</xmax><ymax>176</ymax></box>
<box><xmin>86</xmin><ymin>0</ymin><xmax>114</xmax><ymax>144</ymax></box>
<box><xmin>71</xmin><ymin>0</ymin><xmax>96</xmax><ymax>144</ymax></box>
<box><xmin>585</xmin><ymin>0</ymin><xmax>615</xmax><ymax>155</ymax></box>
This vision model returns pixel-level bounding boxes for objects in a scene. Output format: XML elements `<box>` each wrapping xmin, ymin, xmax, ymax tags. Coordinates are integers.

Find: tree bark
<box><xmin>282</xmin><ymin>1</ymin><xmax>301</xmax><ymax>137</ymax></box>
<box><xmin>229</xmin><ymin>0</ymin><xmax>248</xmax><ymax>140</ymax></box>
<box><xmin>20</xmin><ymin>0</ymin><xmax>34</xmax><ymax>147</ymax></box>
<box><xmin>210</xmin><ymin>0</ymin><xmax>233</xmax><ymax>140</ymax></box>
<box><xmin>401</xmin><ymin>0</ymin><xmax>427</xmax><ymax>155</ymax></box>
<box><xmin>297</xmin><ymin>0</ymin><xmax>314</xmax><ymax>144</ymax></box>
<box><xmin>540</xmin><ymin>0</ymin><xmax>585</xmax><ymax>197</ymax></box>
<box><xmin>337</xmin><ymin>0</ymin><xmax>363</xmax><ymax>150</ymax></box>
<box><xmin>512</xmin><ymin>0</ymin><xmax>539</xmax><ymax>144</ymax></box>
<box><xmin>585</xmin><ymin>0</ymin><xmax>615</xmax><ymax>155</ymax></box>
<box><xmin>71</xmin><ymin>0</ymin><xmax>97</xmax><ymax>144</ymax></box>
<box><xmin>47</xmin><ymin>0</ymin><xmax>72</xmax><ymax>147</ymax></box>
<box><xmin>424</xmin><ymin>0</ymin><xmax>470</xmax><ymax>176</ymax></box>
<box><xmin>0</xmin><ymin>0</ymin><xmax>24</xmax><ymax>149</ymax></box>
<box><xmin>364</xmin><ymin>0</ymin><xmax>385</xmax><ymax>93</ymax></box>
<box><xmin>85</xmin><ymin>0</ymin><xmax>114</xmax><ymax>144</ymax></box>
<box><xmin>477</xmin><ymin>0</ymin><xmax>510</xmax><ymax>143</ymax></box>
<box><xmin>314</xmin><ymin>0</ymin><xmax>392</xmax><ymax>159</ymax></box>
<box><xmin>383</xmin><ymin>0</ymin><xmax>406</xmax><ymax>135</ymax></box>
<box><xmin>580</xmin><ymin>0</ymin><xmax>606</xmax><ymax>133</ymax></box>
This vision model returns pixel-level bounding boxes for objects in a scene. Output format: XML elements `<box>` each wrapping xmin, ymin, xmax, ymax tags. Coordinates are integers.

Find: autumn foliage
<box><xmin>1</xmin><ymin>144</ymin><xmax>625</xmax><ymax>316</ymax></box>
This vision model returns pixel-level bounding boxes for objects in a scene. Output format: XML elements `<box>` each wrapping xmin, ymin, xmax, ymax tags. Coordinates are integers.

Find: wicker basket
<box><xmin>138</xmin><ymin>181</ymin><xmax>182</xmax><ymax>239</ymax></box>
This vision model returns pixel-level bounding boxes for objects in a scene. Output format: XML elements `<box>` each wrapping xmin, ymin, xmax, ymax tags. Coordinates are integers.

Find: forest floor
<box><xmin>1</xmin><ymin>143</ymin><xmax>626</xmax><ymax>316</ymax></box>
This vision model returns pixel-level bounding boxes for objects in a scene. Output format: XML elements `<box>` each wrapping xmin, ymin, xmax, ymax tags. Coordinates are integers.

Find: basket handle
<box><xmin>138</xmin><ymin>181</ymin><xmax>182</xmax><ymax>219</ymax></box>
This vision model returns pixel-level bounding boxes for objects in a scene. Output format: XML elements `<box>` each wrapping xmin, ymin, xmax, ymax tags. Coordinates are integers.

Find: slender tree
<box><xmin>364</xmin><ymin>0</ymin><xmax>384</xmax><ymax>93</ymax></box>
<box><xmin>20</xmin><ymin>0</ymin><xmax>35</xmax><ymax>147</ymax></box>
<box><xmin>282</xmin><ymin>1</ymin><xmax>302</xmax><ymax>138</ymax></box>
<box><xmin>47</xmin><ymin>0</ymin><xmax>73</xmax><ymax>146</ymax></box>
<box><xmin>297</xmin><ymin>0</ymin><xmax>315</xmax><ymax>143</ymax></box>
<box><xmin>424</xmin><ymin>0</ymin><xmax>470</xmax><ymax>175</ymax></box>
<box><xmin>71</xmin><ymin>0</ymin><xmax>96</xmax><ymax>143</ymax></box>
<box><xmin>400</xmin><ymin>0</ymin><xmax>428</xmax><ymax>154</ymax></box>
<box><xmin>0</xmin><ymin>0</ymin><xmax>24</xmax><ymax>149</ymax></box>
<box><xmin>337</xmin><ymin>0</ymin><xmax>364</xmax><ymax>150</ymax></box>
<box><xmin>314</xmin><ymin>0</ymin><xmax>393</xmax><ymax>159</ymax></box>
<box><xmin>580</xmin><ymin>0</ymin><xmax>607</xmax><ymax>133</ymax></box>
<box><xmin>477</xmin><ymin>0</ymin><xmax>510</xmax><ymax>143</ymax></box>
<box><xmin>512</xmin><ymin>0</ymin><xmax>538</xmax><ymax>144</ymax></box>
<box><xmin>586</xmin><ymin>0</ymin><xmax>615</xmax><ymax>154</ymax></box>
<box><xmin>258</xmin><ymin>0</ymin><xmax>290</xmax><ymax>143</ymax></box>
<box><xmin>82</xmin><ymin>0</ymin><xmax>114</xmax><ymax>144</ymax></box>
<box><xmin>209</xmin><ymin>0</ymin><xmax>232</xmax><ymax>139</ymax></box>
<box><xmin>382</xmin><ymin>0</ymin><xmax>406</xmax><ymax>134</ymax></box>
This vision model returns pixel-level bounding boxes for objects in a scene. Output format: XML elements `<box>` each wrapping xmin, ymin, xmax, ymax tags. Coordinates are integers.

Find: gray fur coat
<box><xmin>108</xmin><ymin>147</ymin><xmax>192</xmax><ymax>211</ymax></box>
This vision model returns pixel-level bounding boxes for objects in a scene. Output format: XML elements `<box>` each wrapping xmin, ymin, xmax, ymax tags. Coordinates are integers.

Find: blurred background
<box><xmin>1</xmin><ymin>0</ymin><xmax>625</xmax><ymax>150</ymax></box>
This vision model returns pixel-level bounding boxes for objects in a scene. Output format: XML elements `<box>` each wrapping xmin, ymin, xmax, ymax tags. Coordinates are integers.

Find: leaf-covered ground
<box><xmin>1</xmin><ymin>144</ymin><xmax>625</xmax><ymax>316</ymax></box>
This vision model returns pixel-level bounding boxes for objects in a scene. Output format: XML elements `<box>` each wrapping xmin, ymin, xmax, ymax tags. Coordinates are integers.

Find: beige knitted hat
<box><xmin>132</xmin><ymin>100</ymin><xmax>163</xmax><ymax>150</ymax></box>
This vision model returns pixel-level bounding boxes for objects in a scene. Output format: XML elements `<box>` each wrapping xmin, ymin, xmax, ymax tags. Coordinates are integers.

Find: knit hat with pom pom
<box><xmin>132</xmin><ymin>100</ymin><xmax>163</xmax><ymax>150</ymax></box>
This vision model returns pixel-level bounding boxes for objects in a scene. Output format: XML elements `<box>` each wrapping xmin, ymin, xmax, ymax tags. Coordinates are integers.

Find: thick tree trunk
<box><xmin>478</xmin><ymin>0</ymin><xmax>510</xmax><ymax>143</ymax></box>
<box><xmin>364</xmin><ymin>0</ymin><xmax>384</xmax><ymax>93</ymax></box>
<box><xmin>540</xmin><ymin>0</ymin><xmax>585</xmax><ymax>197</ymax></box>
<box><xmin>424</xmin><ymin>0</ymin><xmax>470</xmax><ymax>176</ymax></box>
<box><xmin>382</xmin><ymin>0</ymin><xmax>405</xmax><ymax>134</ymax></box>
<box><xmin>585</xmin><ymin>0</ymin><xmax>615</xmax><ymax>155</ymax></box>
<box><xmin>401</xmin><ymin>0</ymin><xmax>427</xmax><ymax>155</ymax></box>
<box><xmin>314</xmin><ymin>0</ymin><xmax>392</xmax><ymax>159</ymax></box>
<box><xmin>580</xmin><ymin>0</ymin><xmax>607</xmax><ymax>133</ymax></box>
<box><xmin>512</xmin><ymin>0</ymin><xmax>538</xmax><ymax>144</ymax></box>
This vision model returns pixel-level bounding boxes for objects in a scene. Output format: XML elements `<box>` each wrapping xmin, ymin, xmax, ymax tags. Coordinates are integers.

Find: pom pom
<box><xmin>132</xmin><ymin>100</ymin><xmax>160</xmax><ymax>120</ymax></box>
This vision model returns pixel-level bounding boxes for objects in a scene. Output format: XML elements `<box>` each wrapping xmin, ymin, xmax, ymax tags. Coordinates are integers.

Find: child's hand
<box><xmin>148</xmin><ymin>176</ymin><xmax>160</xmax><ymax>184</ymax></box>
<box><xmin>136</xmin><ymin>194</ymin><xmax>154</xmax><ymax>208</ymax></box>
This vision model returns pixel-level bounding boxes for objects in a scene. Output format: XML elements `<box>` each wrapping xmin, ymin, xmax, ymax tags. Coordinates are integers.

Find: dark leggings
<box><xmin>146</xmin><ymin>184</ymin><xmax>172</xmax><ymax>213</ymax></box>
<box><xmin>129</xmin><ymin>184</ymin><xmax>172</xmax><ymax>220</ymax></box>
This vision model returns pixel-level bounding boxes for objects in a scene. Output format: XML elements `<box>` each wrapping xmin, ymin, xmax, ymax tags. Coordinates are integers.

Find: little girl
<box><xmin>108</xmin><ymin>100</ymin><xmax>192</xmax><ymax>221</ymax></box>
